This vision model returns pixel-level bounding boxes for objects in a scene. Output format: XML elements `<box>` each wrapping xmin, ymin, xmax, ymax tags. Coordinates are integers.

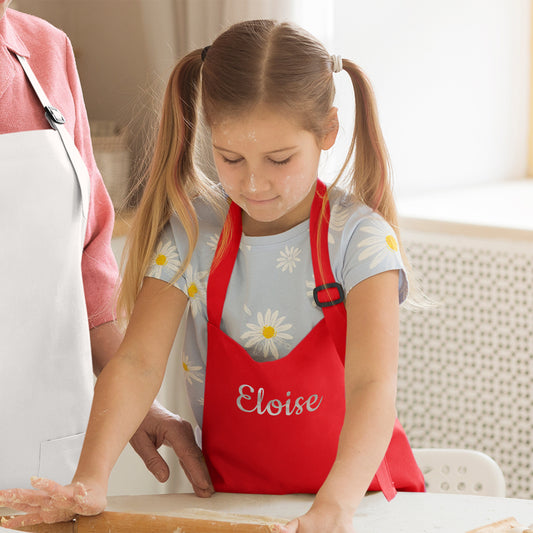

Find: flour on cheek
<box><xmin>262</xmin><ymin>173</ymin><xmax>310</xmax><ymax>218</ymax></box>
<box><xmin>221</xmin><ymin>180</ymin><xmax>236</xmax><ymax>194</ymax></box>
<box><xmin>281</xmin><ymin>173</ymin><xmax>310</xmax><ymax>207</ymax></box>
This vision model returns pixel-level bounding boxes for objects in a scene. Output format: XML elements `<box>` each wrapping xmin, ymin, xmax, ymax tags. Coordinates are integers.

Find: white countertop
<box><xmin>106</xmin><ymin>492</ymin><xmax>533</xmax><ymax>532</ymax></box>
<box><xmin>4</xmin><ymin>491</ymin><xmax>532</xmax><ymax>532</ymax></box>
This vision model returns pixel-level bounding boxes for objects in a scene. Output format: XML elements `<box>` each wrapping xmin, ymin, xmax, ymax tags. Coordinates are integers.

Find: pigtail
<box><xmin>339</xmin><ymin>59</ymin><xmax>425</xmax><ymax>306</ymax></box>
<box><xmin>336</xmin><ymin>59</ymin><xmax>397</xmax><ymax>226</ymax></box>
<box><xmin>117</xmin><ymin>49</ymin><xmax>214</xmax><ymax>320</ymax></box>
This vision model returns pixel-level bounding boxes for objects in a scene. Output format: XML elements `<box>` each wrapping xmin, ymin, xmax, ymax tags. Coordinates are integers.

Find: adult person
<box><xmin>0</xmin><ymin>2</ymin><xmax>211</xmax><ymax>494</ymax></box>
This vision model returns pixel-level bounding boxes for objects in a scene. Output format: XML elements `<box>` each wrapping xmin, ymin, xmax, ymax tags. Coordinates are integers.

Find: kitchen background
<box><xmin>10</xmin><ymin>0</ymin><xmax>533</xmax><ymax>499</ymax></box>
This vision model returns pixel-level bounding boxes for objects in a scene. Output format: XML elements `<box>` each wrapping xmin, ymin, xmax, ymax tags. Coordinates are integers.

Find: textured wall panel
<box><xmin>398</xmin><ymin>230</ymin><xmax>533</xmax><ymax>498</ymax></box>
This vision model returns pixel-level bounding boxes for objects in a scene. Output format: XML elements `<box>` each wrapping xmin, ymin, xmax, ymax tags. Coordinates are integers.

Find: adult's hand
<box><xmin>0</xmin><ymin>477</ymin><xmax>105</xmax><ymax>529</ymax></box>
<box><xmin>130</xmin><ymin>401</ymin><xmax>214</xmax><ymax>498</ymax></box>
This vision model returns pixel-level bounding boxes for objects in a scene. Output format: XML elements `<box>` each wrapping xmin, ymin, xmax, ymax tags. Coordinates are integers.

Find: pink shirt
<box><xmin>0</xmin><ymin>8</ymin><xmax>119</xmax><ymax>328</ymax></box>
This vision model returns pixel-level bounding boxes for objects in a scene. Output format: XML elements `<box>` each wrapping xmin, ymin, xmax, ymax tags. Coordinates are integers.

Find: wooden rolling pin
<box><xmin>8</xmin><ymin>511</ymin><xmax>282</xmax><ymax>532</ymax></box>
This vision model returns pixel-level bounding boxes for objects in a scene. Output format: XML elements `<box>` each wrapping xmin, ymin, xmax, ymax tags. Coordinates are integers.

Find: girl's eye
<box><xmin>270</xmin><ymin>157</ymin><xmax>292</xmax><ymax>166</ymax></box>
<box><xmin>222</xmin><ymin>156</ymin><xmax>243</xmax><ymax>165</ymax></box>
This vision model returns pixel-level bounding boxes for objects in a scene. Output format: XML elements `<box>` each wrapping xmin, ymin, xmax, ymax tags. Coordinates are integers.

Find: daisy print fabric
<box><xmin>145</xmin><ymin>187</ymin><xmax>407</xmax><ymax>427</ymax></box>
<box><xmin>182</xmin><ymin>264</ymin><xmax>208</xmax><ymax>318</ymax></box>
<box><xmin>241</xmin><ymin>307</ymin><xmax>294</xmax><ymax>359</ymax></box>
<box><xmin>358</xmin><ymin>218</ymin><xmax>400</xmax><ymax>268</ymax></box>
<box><xmin>150</xmin><ymin>240</ymin><xmax>181</xmax><ymax>278</ymax></box>
<box><xmin>276</xmin><ymin>246</ymin><xmax>302</xmax><ymax>273</ymax></box>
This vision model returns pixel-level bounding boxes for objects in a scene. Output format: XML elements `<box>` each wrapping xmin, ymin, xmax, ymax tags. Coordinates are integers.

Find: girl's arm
<box><xmin>0</xmin><ymin>278</ymin><xmax>212</xmax><ymax>529</ymax></box>
<box><xmin>89</xmin><ymin>308</ymin><xmax>208</xmax><ymax>487</ymax></box>
<box><xmin>73</xmin><ymin>277</ymin><xmax>191</xmax><ymax>490</ymax></box>
<box><xmin>283</xmin><ymin>270</ymin><xmax>400</xmax><ymax>533</ymax></box>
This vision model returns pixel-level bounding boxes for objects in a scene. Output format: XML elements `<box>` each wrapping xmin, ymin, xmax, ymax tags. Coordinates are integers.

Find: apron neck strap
<box><xmin>309</xmin><ymin>180</ymin><xmax>347</xmax><ymax>360</ymax></box>
<box><xmin>16</xmin><ymin>54</ymin><xmax>66</xmax><ymax>130</ymax></box>
<box><xmin>207</xmin><ymin>200</ymin><xmax>242</xmax><ymax>327</ymax></box>
<box><xmin>14</xmin><ymin>54</ymin><xmax>89</xmax><ymax>219</ymax></box>
<box><xmin>207</xmin><ymin>180</ymin><xmax>347</xmax><ymax>360</ymax></box>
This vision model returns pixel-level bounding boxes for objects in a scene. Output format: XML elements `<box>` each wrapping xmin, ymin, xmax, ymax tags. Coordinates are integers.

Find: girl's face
<box><xmin>211</xmin><ymin>105</ymin><xmax>337</xmax><ymax>236</ymax></box>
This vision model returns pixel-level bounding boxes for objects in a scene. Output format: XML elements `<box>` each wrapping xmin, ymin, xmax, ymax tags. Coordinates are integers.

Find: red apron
<box><xmin>202</xmin><ymin>180</ymin><xmax>425</xmax><ymax>498</ymax></box>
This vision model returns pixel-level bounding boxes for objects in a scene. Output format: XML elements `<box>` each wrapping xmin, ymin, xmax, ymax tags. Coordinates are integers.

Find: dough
<box><xmin>467</xmin><ymin>517</ymin><xmax>533</xmax><ymax>533</ymax></box>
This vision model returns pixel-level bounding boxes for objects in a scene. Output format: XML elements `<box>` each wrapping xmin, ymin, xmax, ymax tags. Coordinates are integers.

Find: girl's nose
<box><xmin>248</xmin><ymin>173</ymin><xmax>257</xmax><ymax>192</ymax></box>
<box><xmin>244</xmin><ymin>172</ymin><xmax>269</xmax><ymax>193</ymax></box>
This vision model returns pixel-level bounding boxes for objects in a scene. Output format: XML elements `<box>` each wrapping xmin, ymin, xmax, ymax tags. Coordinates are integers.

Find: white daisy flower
<box><xmin>328</xmin><ymin>204</ymin><xmax>350</xmax><ymax>244</ymax></box>
<box><xmin>182</xmin><ymin>354</ymin><xmax>203</xmax><ymax>385</ymax></box>
<box><xmin>243</xmin><ymin>304</ymin><xmax>253</xmax><ymax>316</ymax></box>
<box><xmin>150</xmin><ymin>240</ymin><xmax>181</xmax><ymax>277</ymax></box>
<box><xmin>183</xmin><ymin>264</ymin><xmax>209</xmax><ymax>317</ymax></box>
<box><xmin>357</xmin><ymin>221</ymin><xmax>400</xmax><ymax>269</ymax></box>
<box><xmin>240</xmin><ymin>309</ymin><xmax>293</xmax><ymax>359</ymax></box>
<box><xmin>276</xmin><ymin>245</ymin><xmax>302</xmax><ymax>273</ymax></box>
<box><xmin>206</xmin><ymin>233</ymin><xmax>220</xmax><ymax>252</ymax></box>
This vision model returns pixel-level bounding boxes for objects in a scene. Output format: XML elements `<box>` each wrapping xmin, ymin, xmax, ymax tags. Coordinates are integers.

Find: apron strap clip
<box><xmin>313</xmin><ymin>282</ymin><xmax>345</xmax><ymax>308</ymax></box>
<box><xmin>45</xmin><ymin>105</ymin><xmax>66</xmax><ymax>128</ymax></box>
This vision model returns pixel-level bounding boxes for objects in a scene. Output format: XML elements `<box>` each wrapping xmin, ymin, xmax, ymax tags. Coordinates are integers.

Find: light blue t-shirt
<box><xmin>146</xmin><ymin>186</ymin><xmax>407</xmax><ymax>427</ymax></box>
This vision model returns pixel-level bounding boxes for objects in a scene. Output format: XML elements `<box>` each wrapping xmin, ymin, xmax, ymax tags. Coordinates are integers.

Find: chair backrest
<box><xmin>412</xmin><ymin>448</ymin><xmax>506</xmax><ymax>497</ymax></box>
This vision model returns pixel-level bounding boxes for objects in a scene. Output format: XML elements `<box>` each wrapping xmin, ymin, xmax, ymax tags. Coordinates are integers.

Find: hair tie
<box><xmin>201</xmin><ymin>46</ymin><xmax>211</xmax><ymax>62</ymax></box>
<box><xmin>331</xmin><ymin>54</ymin><xmax>343</xmax><ymax>73</ymax></box>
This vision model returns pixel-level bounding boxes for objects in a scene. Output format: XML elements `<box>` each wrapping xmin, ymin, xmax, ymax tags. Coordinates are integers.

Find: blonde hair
<box><xmin>117</xmin><ymin>49</ymin><xmax>223</xmax><ymax>318</ymax></box>
<box><xmin>118</xmin><ymin>19</ymin><xmax>414</xmax><ymax>320</ymax></box>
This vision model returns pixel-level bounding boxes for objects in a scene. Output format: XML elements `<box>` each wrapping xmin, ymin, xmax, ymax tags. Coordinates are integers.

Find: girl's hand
<box><xmin>0</xmin><ymin>477</ymin><xmax>106</xmax><ymax>529</ymax></box>
<box><xmin>277</xmin><ymin>504</ymin><xmax>356</xmax><ymax>533</ymax></box>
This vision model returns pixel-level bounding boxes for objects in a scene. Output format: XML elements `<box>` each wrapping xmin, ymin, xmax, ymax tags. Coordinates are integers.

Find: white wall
<box><xmin>331</xmin><ymin>0</ymin><xmax>531</xmax><ymax>197</ymax></box>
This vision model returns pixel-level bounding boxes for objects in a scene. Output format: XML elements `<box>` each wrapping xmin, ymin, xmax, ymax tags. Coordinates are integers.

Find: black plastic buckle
<box><xmin>313</xmin><ymin>282</ymin><xmax>345</xmax><ymax>308</ymax></box>
<box><xmin>45</xmin><ymin>105</ymin><xmax>66</xmax><ymax>127</ymax></box>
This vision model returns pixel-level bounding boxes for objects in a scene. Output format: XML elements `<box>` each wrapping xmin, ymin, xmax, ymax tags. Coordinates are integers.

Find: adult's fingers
<box><xmin>178</xmin><ymin>457</ymin><xmax>213</xmax><ymax>498</ymax></box>
<box><xmin>178</xmin><ymin>445</ymin><xmax>213</xmax><ymax>496</ymax></box>
<box><xmin>171</xmin><ymin>441</ymin><xmax>211</xmax><ymax>498</ymax></box>
<box><xmin>130</xmin><ymin>429</ymin><xmax>170</xmax><ymax>482</ymax></box>
<box><xmin>165</xmin><ymin>421</ymin><xmax>213</xmax><ymax>497</ymax></box>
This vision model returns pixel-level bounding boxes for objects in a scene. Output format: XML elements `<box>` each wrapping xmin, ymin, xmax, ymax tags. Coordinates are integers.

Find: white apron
<box><xmin>0</xmin><ymin>53</ymin><xmax>93</xmax><ymax>488</ymax></box>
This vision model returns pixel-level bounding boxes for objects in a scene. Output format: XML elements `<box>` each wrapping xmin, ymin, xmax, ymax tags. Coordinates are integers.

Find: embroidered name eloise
<box><xmin>236</xmin><ymin>384</ymin><xmax>324</xmax><ymax>416</ymax></box>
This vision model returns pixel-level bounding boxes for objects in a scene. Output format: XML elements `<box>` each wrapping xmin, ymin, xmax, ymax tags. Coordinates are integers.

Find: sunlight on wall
<box><xmin>330</xmin><ymin>0</ymin><xmax>531</xmax><ymax>197</ymax></box>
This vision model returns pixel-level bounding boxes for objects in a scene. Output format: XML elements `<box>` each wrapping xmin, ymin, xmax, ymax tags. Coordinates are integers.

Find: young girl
<box><xmin>0</xmin><ymin>19</ymin><xmax>424</xmax><ymax>533</ymax></box>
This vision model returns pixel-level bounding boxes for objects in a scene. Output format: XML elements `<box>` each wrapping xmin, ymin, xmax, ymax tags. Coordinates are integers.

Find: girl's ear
<box><xmin>319</xmin><ymin>107</ymin><xmax>339</xmax><ymax>150</ymax></box>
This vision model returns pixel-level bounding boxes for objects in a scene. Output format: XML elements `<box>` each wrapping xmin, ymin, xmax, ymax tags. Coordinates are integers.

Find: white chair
<box><xmin>412</xmin><ymin>448</ymin><xmax>506</xmax><ymax>497</ymax></box>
